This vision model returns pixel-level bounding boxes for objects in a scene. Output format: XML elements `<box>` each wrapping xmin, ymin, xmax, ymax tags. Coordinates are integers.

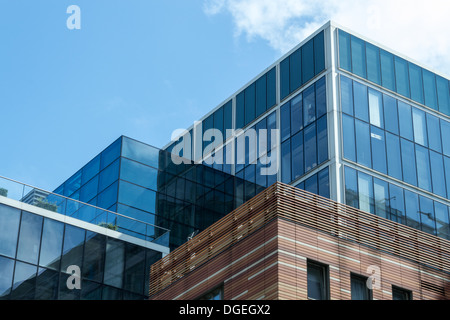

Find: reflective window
<box><xmin>368</xmin><ymin>89</ymin><xmax>383</xmax><ymax>128</ymax></box>
<box><xmin>280</xmin><ymin>102</ymin><xmax>291</xmax><ymax>142</ymax></box>
<box><xmin>118</xmin><ymin>181</ymin><xmax>156</xmax><ymax>214</ymax></box>
<box><xmin>291</xmin><ymin>94</ymin><xmax>303</xmax><ymax>135</ymax></box>
<box><xmin>280</xmin><ymin>58</ymin><xmax>290</xmax><ymax>100</ymax></box>
<box><xmin>61</xmin><ymin>225</ymin><xmax>85</xmax><ymax>272</ymax></box>
<box><xmin>427</xmin><ymin>114</ymin><xmax>442</xmax><ymax>153</ymax></box>
<box><xmin>389</xmin><ymin>184</ymin><xmax>405</xmax><ymax>224</ymax></box>
<box><xmin>36</xmin><ymin>268</ymin><xmax>59</xmax><ymax>300</ymax></box>
<box><xmin>385</xmin><ymin>133</ymin><xmax>402</xmax><ymax>181</ymax></box>
<box><xmin>39</xmin><ymin>218</ymin><xmax>63</xmax><ymax>270</ymax></box>
<box><xmin>122</xmin><ymin>137</ymin><xmax>159</xmax><ymax>168</ymax></box>
<box><xmin>303</xmin><ymin>85</ymin><xmax>316</xmax><ymax>127</ymax></box>
<box><xmin>224</xmin><ymin>100</ymin><xmax>233</xmax><ymax>133</ymax></box>
<box><xmin>445</xmin><ymin>157</ymin><xmax>450</xmax><ymax>199</ymax></box>
<box><xmin>64</xmin><ymin>170</ymin><xmax>81</xmax><ymax>197</ymax></box>
<box><xmin>434</xmin><ymin>202</ymin><xmax>450</xmax><ymax>239</ymax></box>
<box><xmin>318</xmin><ymin>167</ymin><xmax>330</xmax><ymax>199</ymax></box>
<box><xmin>101</xmin><ymin>138</ymin><xmax>121</xmax><ymax>170</ymax></box>
<box><xmin>120</xmin><ymin>158</ymin><xmax>158</xmax><ymax>191</ymax></box>
<box><xmin>409</xmin><ymin>63</ymin><xmax>424</xmax><ymax>104</ymax></box>
<box><xmin>412</xmin><ymin>108</ymin><xmax>428</xmax><ymax>147</ymax></box>
<box><xmin>17</xmin><ymin>211</ymin><xmax>43</xmax><ymax>265</ymax></box>
<box><xmin>0</xmin><ymin>256</ymin><xmax>14</xmax><ymax>299</ymax></box>
<box><xmin>436</xmin><ymin>76</ymin><xmax>450</xmax><ymax>116</ymax></box>
<box><xmin>355</xmin><ymin>120</ymin><xmax>371</xmax><ymax>168</ymax></box>
<box><xmin>214</xmin><ymin>105</ymin><xmax>224</xmax><ymax>137</ymax></box>
<box><xmin>342</xmin><ymin>115</ymin><xmax>356</xmax><ymax>162</ymax></box>
<box><xmin>307</xmin><ymin>261</ymin><xmax>329</xmax><ymax>300</ymax></box>
<box><xmin>341</xmin><ymin>76</ymin><xmax>354</xmax><ymax>115</ymax></box>
<box><xmin>0</xmin><ymin>204</ymin><xmax>20</xmax><ymax>258</ymax></box>
<box><xmin>12</xmin><ymin>261</ymin><xmax>37</xmax><ymax>300</ymax></box>
<box><xmin>351</xmin><ymin>36</ymin><xmax>366</xmax><ymax>78</ymax></box>
<box><xmin>267</xmin><ymin>67</ymin><xmax>276</xmax><ymax>108</ymax></box>
<box><xmin>317</xmin><ymin>116</ymin><xmax>328</xmax><ymax>164</ymax></box>
<box><xmin>83</xmin><ymin>231</ymin><xmax>105</xmax><ymax>283</ymax></box>
<box><xmin>423</xmin><ymin>70</ymin><xmax>438</xmax><ymax>110</ymax></box>
<box><xmin>394</xmin><ymin>57</ymin><xmax>410</xmax><ymax>98</ymax></box>
<box><xmin>398</xmin><ymin>102</ymin><xmax>413</xmax><ymax>141</ymax></box>
<box><xmin>366</xmin><ymin>43</ymin><xmax>381</xmax><ymax>85</ymax></box>
<box><xmin>400</xmin><ymin>139</ymin><xmax>417</xmax><ymax>186</ymax></box>
<box><xmin>305</xmin><ymin>174</ymin><xmax>318</xmax><ymax>195</ymax></box>
<box><xmin>124</xmin><ymin>243</ymin><xmax>146</xmax><ymax>295</ymax></box>
<box><xmin>82</xmin><ymin>155</ymin><xmax>100</xmax><ymax>185</ymax></box>
<box><xmin>374</xmin><ymin>179</ymin><xmax>389</xmax><ymax>219</ymax></box>
<box><xmin>316</xmin><ymin>77</ymin><xmax>327</xmax><ymax>118</ymax></box>
<box><xmin>339</xmin><ymin>30</ymin><xmax>351</xmax><ymax>71</ymax></box>
<box><xmin>404</xmin><ymin>190</ymin><xmax>420</xmax><ymax>229</ymax></box>
<box><xmin>97</xmin><ymin>181</ymin><xmax>118</xmax><ymax>210</ymax></box>
<box><xmin>383</xmin><ymin>94</ymin><xmax>398</xmax><ymax>135</ymax></box>
<box><xmin>429</xmin><ymin>151</ymin><xmax>446</xmax><ymax>198</ymax></box>
<box><xmin>302</xmin><ymin>39</ymin><xmax>314</xmax><ymax>84</ymax></box>
<box><xmin>371</xmin><ymin>126</ymin><xmax>387</xmax><ymax>174</ymax></box>
<box><xmin>104</xmin><ymin>238</ymin><xmax>125</xmax><ymax>288</ymax></box>
<box><xmin>380</xmin><ymin>50</ymin><xmax>396</xmax><ymax>92</ymax></box>
<box><xmin>419</xmin><ymin>196</ymin><xmax>436</xmax><ymax>235</ymax></box>
<box><xmin>281</xmin><ymin>140</ymin><xmax>291</xmax><ymax>184</ymax></box>
<box><xmin>351</xmin><ymin>274</ymin><xmax>372</xmax><ymax>300</ymax></box>
<box><xmin>256</xmin><ymin>74</ymin><xmax>267</xmax><ymax>118</ymax></box>
<box><xmin>291</xmin><ymin>131</ymin><xmax>304</xmax><ymax>181</ymax></box>
<box><xmin>353</xmin><ymin>81</ymin><xmax>369</xmax><ymax>122</ymax></box>
<box><xmin>304</xmin><ymin>123</ymin><xmax>317</xmax><ymax>172</ymax></box>
<box><xmin>358</xmin><ymin>172</ymin><xmax>374</xmax><ymax>214</ymax></box>
<box><xmin>441</xmin><ymin>119</ymin><xmax>450</xmax><ymax>157</ymax></box>
<box><xmin>80</xmin><ymin>175</ymin><xmax>99</xmax><ymax>203</ymax></box>
<box><xmin>314</xmin><ymin>31</ymin><xmax>325</xmax><ymax>74</ymax></box>
<box><xmin>244</xmin><ymin>83</ymin><xmax>255</xmax><ymax>126</ymax></box>
<box><xmin>290</xmin><ymin>48</ymin><xmax>302</xmax><ymax>92</ymax></box>
<box><xmin>344</xmin><ymin>166</ymin><xmax>358</xmax><ymax>208</ymax></box>
<box><xmin>392</xmin><ymin>286</ymin><xmax>412</xmax><ymax>300</ymax></box>
<box><xmin>415</xmin><ymin>145</ymin><xmax>431</xmax><ymax>192</ymax></box>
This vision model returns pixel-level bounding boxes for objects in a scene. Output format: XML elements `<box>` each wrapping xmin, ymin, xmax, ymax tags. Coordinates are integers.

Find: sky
<box><xmin>0</xmin><ymin>0</ymin><xmax>449</xmax><ymax>192</ymax></box>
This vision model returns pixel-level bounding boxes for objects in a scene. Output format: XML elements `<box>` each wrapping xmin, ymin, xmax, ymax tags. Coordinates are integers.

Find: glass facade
<box><xmin>0</xmin><ymin>203</ymin><xmax>162</xmax><ymax>300</ymax></box>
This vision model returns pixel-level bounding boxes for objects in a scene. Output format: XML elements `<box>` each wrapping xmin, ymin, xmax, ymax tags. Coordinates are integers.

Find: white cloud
<box><xmin>203</xmin><ymin>0</ymin><xmax>450</xmax><ymax>76</ymax></box>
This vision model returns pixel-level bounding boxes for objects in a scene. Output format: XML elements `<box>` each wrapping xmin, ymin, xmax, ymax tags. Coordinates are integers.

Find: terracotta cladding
<box><xmin>149</xmin><ymin>183</ymin><xmax>450</xmax><ymax>300</ymax></box>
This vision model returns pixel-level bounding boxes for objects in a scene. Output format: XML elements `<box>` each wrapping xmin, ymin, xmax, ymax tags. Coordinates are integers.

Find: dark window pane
<box><xmin>338</xmin><ymin>30</ymin><xmax>351</xmax><ymax>71</ymax></box>
<box><xmin>441</xmin><ymin>119</ymin><xmax>450</xmax><ymax>157</ymax></box>
<box><xmin>12</xmin><ymin>261</ymin><xmax>37</xmax><ymax>300</ymax></box>
<box><xmin>436</xmin><ymin>76</ymin><xmax>450</xmax><ymax>116</ymax></box>
<box><xmin>39</xmin><ymin>218</ymin><xmax>63</xmax><ymax>270</ymax></box>
<box><xmin>386</xmin><ymin>133</ymin><xmax>402</xmax><ymax>181</ymax></box>
<box><xmin>267</xmin><ymin>67</ymin><xmax>276</xmax><ymax>108</ymax></box>
<box><xmin>401</xmin><ymin>139</ymin><xmax>417</xmax><ymax>186</ymax></box>
<box><xmin>290</xmin><ymin>48</ymin><xmax>302</xmax><ymax>92</ymax></box>
<box><xmin>412</xmin><ymin>108</ymin><xmax>427</xmax><ymax>147</ymax></box>
<box><xmin>340</xmin><ymin>75</ymin><xmax>354</xmax><ymax>116</ymax></box>
<box><xmin>395</xmin><ymin>57</ymin><xmax>410</xmax><ymax>98</ymax></box>
<box><xmin>82</xmin><ymin>155</ymin><xmax>100</xmax><ymax>185</ymax></box>
<box><xmin>97</xmin><ymin>181</ymin><xmax>118</xmax><ymax>210</ymax></box>
<box><xmin>343</xmin><ymin>115</ymin><xmax>356</xmax><ymax>162</ymax></box>
<box><xmin>122</xmin><ymin>137</ymin><xmax>159</xmax><ymax>168</ymax></box>
<box><xmin>61</xmin><ymin>225</ymin><xmax>85</xmax><ymax>272</ymax></box>
<box><xmin>104</xmin><ymin>238</ymin><xmax>125</xmax><ymax>289</ymax></box>
<box><xmin>0</xmin><ymin>204</ymin><xmax>20</xmax><ymax>258</ymax></box>
<box><xmin>344</xmin><ymin>166</ymin><xmax>358</xmax><ymax>208</ymax></box>
<box><xmin>380</xmin><ymin>50</ymin><xmax>396</xmax><ymax>91</ymax></box>
<box><xmin>214</xmin><ymin>106</ymin><xmax>224</xmax><ymax>138</ymax></box>
<box><xmin>351</xmin><ymin>36</ymin><xmax>366</xmax><ymax>78</ymax></box>
<box><xmin>290</xmin><ymin>94</ymin><xmax>303</xmax><ymax>135</ymax></box>
<box><xmin>434</xmin><ymin>202</ymin><xmax>450</xmax><ymax>239</ymax></box>
<box><xmin>118</xmin><ymin>181</ymin><xmax>156</xmax><ymax>214</ymax></box>
<box><xmin>280</xmin><ymin>102</ymin><xmax>291</xmax><ymax>142</ymax></box>
<box><xmin>415</xmin><ymin>145</ymin><xmax>431</xmax><ymax>192</ymax></box>
<box><xmin>419</xmin><ymin>196</ymin><xmax>436</xmax><ymax>235</ymax></box>
<box><xmin>409</xmin><ymin>63</ymin><xmax>424</xmax><ymax>104</ymax></box>
<box><xmin>392</xmin><ymin>286</ymin><xmax>412</xmax><ymax>300</ymax></box>
<box><xmin>120</xmin><ymin>158</ymin><xmax>158</xmax><ymax>191</ymax></box>
<box><xmin>236</xmin><ymin>91</ymin><xmax>245</xmax><ymax>129</ymax></box>
<box><xmin>124</xmin><ymin>243</ymin><xmax>146</xmax><ymax>295</ymax></box>
<box><xmin>318</xmin><ymin>167</ymin><xmax>330</xmax><ymax>199</ymax></box>
<box><xmin>81</xmin><ymin>280</ymin><xmax>102</xmax><ymax>300</ymax></box>
<box><xmin>314</xmin><ymin>31</ymin><xmax>325</xmax><ymax>74</ymax></box>
<box><xmin>102</xmin><ymin>286</ymin><xmax>122</xmax><ymax>300</ymax></box>
<box><xmin>351</xmin><ymin>274</ymin><xmax>371</xmax><ymax>300</ymax></box>
<box><xmin>303</xmin><ymin>84</ymin><xmax>316</xmax><ymax>127</ymax></box>
<box><xmin>0</xmin><ymin>256</ymin><xmax>14</xmax><ymax>299</ymax></box>
<box><xmin>355</xmin><ymin>120</ymin><xmax>371</xmax><ymax>168</ymax></box>
<box><xmin>383</xmin><ymin>94</ymin><xmax>398</xmax><ymax>134</ymax></box>
<box><xmin>353</xmin><ymin>81</ymin><xmax>369</xmax><ymax>122</ymax></box>
<box><xmin>280</xmin><ymin>57</ymin><xmax>290</xmax><ymax>100</ymax></box>
<box><xmin>374</xmin><ymin>178</ymin><xmax>389</xmax><ymax>219</ymax></box>
<box><xmin>368</xmin><ymin>88</ymin><xmax>383</xmax><ymax>128</ymax></box>
<box><xmin>302</xmin><ymin>39</ymin><xmax>314</xmax><ymax>84</ymax></box>
<box><xmin>371</xmin><ymin>126</ymin><xmax>387</xmax><ymax>174</ymax></box>
<box><xmin>101</xmin><ymin>138</ymin><xmax>121</xmax><ymax>170</ymax></box>
<box><xmin>291</xmin><ymin>131</ymin><xmax>304</xmax><ymax>181</ymax></box>
<box><xmin>281</xmin><ymin>140</ymin><xmax>291</xmax><ymax>184</ymax></box>
<box><xmin>64</xmin><ymin>170</ymin><xmax>81</xmax><ymax>197</ymax></box>
<box><xmin>224</xmin><ymin>100</ymin><xmax>233</xmax><ymax>133</ymax></box>
<box><xmin>256</xmin><ymin>75</ymin><xmax>267</xmax><ymax>118</ymax></box>
<box><xmin>366</xmin><ymin>43</ymin><xmax>381</xmax><ymax>85</ymax></box>
<box><xmin>17</xmin><ymin>211</ymin><xmax>43</xmax><ymax>265</ymax></box>
<box><xmin>427</xmin><ymin>113</ymin><xmax>442</xmax><ymax>153</ymax></box>
<box><xmin>245</xmin><ymin>83</ymin><xmax>256</xmax><ymax>126</ymax></box>
<box><xmin>358</xmin><ymin>172</ymin><xmax>374</xmax><ymax>214</ymax></box>
<box><xmin>35</xmin><ymin>268</ymin><xmax>59</xmax><ymax>300</ymax></box>
<box><xmin>398</xmin><ymin>102</ymin><xmax>414</xmax><ymax>141</ymax></box>
<box><xmin>307</xmin><ymin>261</ymin><xmax>328</xmax><ymax>300</ymax></box>
<box><xmin>316</xmin><ymin>77</ymin><xmax>327</xmax><ymax>118</ymax></box>
<box><xmin>423</xmin><ymin>70</ymin><xmax>438</xmax><ymax>110</ymax></box>
<box><xmin>304</xmin><ymin>123</ymin><xmax>317</xmax><ymax>172</ymax></box>
<box><xmin>305</xmin><ymin>174</ymin><xmax>318</xmax><ymax>195</ymax></box>
<box><xmin>430</xmin><ymin>151</ymin><xmax>446</xmax><ymax>198</ymax></box>
<box><xmin>404</xmin><ymin>190</ymin><xmax>420</xmax><ymax>229</ymax></box>
<box><xmin>389</xmin><ymin>184</ymin><xmax>405</xmax><ymax>224</ymax></box>
<box><xmin>317</xmin><ymin>116</ymin><xmax>328</xmax><ymax>164</ymax></box>
<box><xmin>83</xmin><ymin>231</ymin><xmax>105</xmax><ymax>283</ymax></box>
<box><xmin>445</xmin><ymin>157</ymin><xmax>450</xmax><ymax>199</ymax></box>
<box><xmin>80</xmin><ymin>175</ymin><xmax>99</xmax><ymax>203</ymax></box>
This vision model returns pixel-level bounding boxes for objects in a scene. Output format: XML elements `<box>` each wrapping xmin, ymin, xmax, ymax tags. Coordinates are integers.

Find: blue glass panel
<box><xmin>436</xmin><ymin>76</ymin><xmax>450</xmax><ymax>116</ymax></box>
<box><xmin>358</xmin><ymin>171</ymin><xmax>374</xmax><ymax>214</ymax></box>
<box><xmin>445</xmin><ymin>157</ymin><xmax>450</xmax><ymax>199</ymax></box>
<box><xmin>318</xmin><ymin>167</ymin><xmax>330</xmax><ymax>199</ymax></box>
<box><xmin>281</xmin><ymin>102</ymin><xmax>291</xmax><ymax>142</ymax></box>
<box><xmin>236</xmin><ymin>91</ymin><xmax>245</xmax><ymax>129</ymax></box>
<box><xmin>280</xmin><ymin>57</ymin><xmax>290</xmax><ymax>100</ymax></box>
<box><xmin>353</xmin><ymin>81</ymin><xmax>369</xmax><ymax>122</ymax></box>
<box><xmin>281</xmin><ymin>140</ymin><xmax>291</xmax><ymax>184</ymax></box>
<box><xmin>383</xmin><ymin>94</ymin><xmax>398</xmax><ymax>134</ymax></box>
<box><xmin>117</xmin><ymin>204</ymin><xmax>156</xmax><ymax>225</ymax></box>
<box><xmin>224</xmin><ymin>100</ymin><xmax>233</xmax><ymax>133</ymax></box>
<box><xmin>291</xmin><ymin>131</ymin><xmax>304</xmax><ymax>181</ymax></box>
<box><xmin>355</xmin><ymin>120</ymin><xmax>371</xmax><ymax>168</ymax></box>
<box><xmin>17</xmin><ymin>211</ymin><xmax>43</xmax><ymax>265</ymax></box>
<box><xmin>441</xmin><ymin>119</ymin><xmax>450</xmax><ymax>157</ymax></box>
<box><xmin>97</xmin><ymin>181</ymin><xmax>118</xmax><ymax>210</ymax></box>
<box><xmin>343</xmin><ymin>114</ymin><xmax>356</xmax><ymax>162</ymax></box>
<box><xmin>291</xmin><ymin>94</ymin><xmax>303</xmax><ymax>135</ymax></box>
<box><xmin>304</xmin><ymin>123</ymin><xmax>317</xmax><ymax>172</ymax></box>
<box><xmin>214</xmin><ymin>106</ymin><xmax>224</xmax><ymax>137</ymax></box>
<box><xmin>409</xmin><ymin>63</ymin><xmax>424</xmax><ymax>104</ymax></box>
<box><xmin>305</xmin><ymin>174</ymin><xmax>318</xmax><ymax>195</ymax></box>
<box><xmin>267</xmin><ymin>112</ymin><xmax>277</xmax><ymax>151</ymax></box>
<box><xmin>12</xmin><ymin>261</ymin><xmax>37</xmax><ymax>299</ymax></box>
<box><xmin>61</xmin><ymin>225</ymin><xmax>85</xmax><ymax>272</ymax></box>
<box><xmin>64</xmin><ymin>170</ymin><xmax>81</xmax><ymax>197</ymax></box>
<box><xmin>316</xmin><ymin>77</ymin><xmax>327</xmax><ymax>118</ymax></box>
<box><xmin>374</xmin><ymin>178</ymin><xmax>389</xmax><ymax>219</ymax></box>
<box><xmin>366</xmin><ymin>43</ymin><xmax>381</xmax><ymax>85</ymax></box>
<box><xmin>256</xmin><ymin>75</ymin><xmax>267</xmax><ymax>118</ymax></box>
<box><xmin>244</xmin><ymin>165</ymin><xmax>256</xmax><ymax>201</ymax></box>
<box><xmin>267</xmin><ymin>67</ymin><xmax>276</xmax><ymax>108</ymax></box>
<box><xmin>389</xmin><ymin>184</ymin><xmax>405</xmax><ymax>224</ymax></box>
<box><xmin>101</xmin><ymin>138</ymin><xmax>121</xmax><ymax>170</ymax></box>
<box><xmin>434</xmin><ymin>202</ymin><xmax>450</xmax><ymax>239</ymax></box>
<box><xmin>429</xmin><ymin>151</ymin><xmax>446</xmax><ymax>198</ymax></box>
<box><xmin>82</xmin><ymin>155</ymin><xmax>100</xmax><ymax>186</ymax></box>
<box><xmin>415</xmin><ymin>145</ymin><xmax>431</xmax><ymax>192</ymax></box>
<box><xmin>368</xmin><ymin>88</ymin><xmax>383</xmax><ymax>128</ymax></box>
<box><xmin>385</xmin><ymin>133</ymin><xmax>402</xmax><ymax>181</ymax></box>
<box><xmin>244</xmin><ymin>83</ymin><xmax>256</xmax><ymax>126</ymax></box>
<box><xmin>404</xmin><ymin>190</ymin><xmax>420</xmax><ymax>229</ymax></box>
<box><xmin>351</xmin><ymin>36</ymin><xmax>366</xmax><ymax>78</ymax></box>
<box><xmin>412</xmin><ymin>108</ymin><xmax>428</xmax><ymax>147</ymax></box>
<box><xmin>423</xmin><ymin>70</ymin><xmax>438</xmax><ymax>110</ymax></box>
<box><xmin>426</xmin><ymin>113</ymin><xmax>442</xmax><ymax>153</ymax></box>
<box><xmin>104</xmin><ymin>238</ymin><xmax>125</xmax><ymax>289</ymax></box>
<box><xmin>303</xmin><ymin>85</ymin><xmax>316</xmax><ymax>127</ymax></box>
<box><xmin>314</xmin><ymin>31</ymin><xmax>325</xmax><ymax>74</ymax></box>
<box><xmin>302</xmin><ymin>39</ymin><xmax>314</xmax><ymax>84</ymax></box>
<box><xmin>0</xmin><ymin>256</ymin><xmax>14</xmax><ymax>298</ymax></box>
<box><xmin>341</xmin><ymin>75</ymin><xmax>354</xmax><ymax>116</ymax></box>
<box><xmin>118</xmin><ymin>181</ymin><xmax>156</xmax><ymax>214</ymax></box>
<box><xmin>419</xmin><ymin>196</ymin><xmax>436</xmax><ymax>235</ymax></box>
<box><xmin>99</xmin><ymin>158</ymin><xmax>120</xmax><ymax>192</ymax></box>
<box><xmin>398</xmin><ymin>102</ymin><xmax>413</xmax><ymax>141</ymax></box>
<box><xmin>120</xmin><ymin>158</ymin><xmax>158</xmax><ymax>191</ymax></box>
<box><xmin>122</xmin><ymin>137</ymin><xmax>159</xmax><ymax>168</ymax></box>
<box><xmin>290</xmin><ymin>48</ymin><xmax>302</xmax><ymax>92</ymax></box>
<box><xmin>338</xmin><ymin>30</ymin><xmax>351</xmax><ymax>71</ymax></box>
<box><xmin>203</xmin><ymin>114</ymin><xmax>213</xmax><ymax>151</ymax></box>
<box><xmin>317</xmin><ymin>116</ymin><xmax>328</xmax><ymax>164</ymax></box>
<box><xmin>370</xmin><ymin>126</ymin><xmax>387</xmax><ymax>174</ymax></box>
<box><xmin>80</xmin><ymin>175</ymin><xmax>98</xmax><ymax>203</ymax></box>
<box><xmin>82</xmin><ymin>232</ymin><xmax>106</xmax><ymax>283</ymax></box>
<box><xmin>394</xmin><ymin>57</ymin><xmax>410</xmax><ymax>98</ymax></box>
<box><xmin>39</xmin><ymin>218</ymin><xmax>63</xmax><ymax>270</ymax></box>
<box><xmin>344</xmin><ymin>166</ymin><xmax>358</xmax><ymax>208</ymax></box>
<box><xmin>380</xmin><ymin>50</ymin><xmax>396</xmax><ymax>92</ymax></box>
<box><xmin>401</xmin><ymin>139</ymin><xmax>417</xmax><ymax>186</ymax></box>
<box><xmin>0</xmin><ymin>204</ymin><xmax>20</xmax><ymax>258</ymax></box>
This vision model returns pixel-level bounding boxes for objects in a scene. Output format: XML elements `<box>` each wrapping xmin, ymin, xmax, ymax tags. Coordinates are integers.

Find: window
<box><xmin>353</xmin><ymin>81</ymin><xmax>369</xmax><ymax>122</ymax></box>
<box><xmin>435</xmin><ymin>202</ymin><xmax>450</xmax><ymax>239</ymax></box>
<box><xmin>423</xmin><ymin>70</ymin><xmax>437</xmax><ymax>110</ymax></box>
<box><xmin>358</xmin><ymin>172</ymin><xmax>374</xmax><ymax>214</ymax></box>
<box><xmin>0</xmin><ymin>256</ymin><xmax>14</xmax><ymax>299</ymax></box>
<box><xmin>317</xmin><ymin>116</ymin><xmax>328</xmax><ymax>164</ymax></box>
<box><xmin>17</xmin><ymin>211</ymin><xmax>43</xmax><ymax>265</ymax></box>
<box><xmin>303</xmin><ymin>85</ymin><xmax>316</xmax><ymax>127</ymax></box>
<box><xmin>280</xmin><ymin>58</ymin><xmax>290</xmax><ymax>100</ymax></box>
<box><xmin>355</xmin><ymin>120</ymin><xmax>371</xmax><ymax>168</ymax></box>
<box><xmin>392</xmin><ymin>286</ymin><xmax>412</xmax><ymax>300</ymax></box>
<box><xmin>122</xmin><ymin>137</ymin><xmax>159</xmax><ymax>168</ymax></box>
<box><xmin>104</xmin><ymin>238</ymin><xmax>125</xmax><ymax>289</ymax></box>
<box><xmin>366</xmin><ymin>43</ymin><xmax>381</xmax><ymax>85</ymax></box>
<box><xmin>427</xmin><ymin>113</ymin><xmax>442</xmax><ymax>153</ymax></box>
<box><xmin>0</xmin><ymin>204</ymin><xmax>20</xmax><ymax>258</ymax></box>
<box><xmin>304</xmin><ymin>123</ymin><xmax>317</xmax><ymax>172</ymax></box>
<box><xmin>291</xmin><ymin>131</ymin><xmax>304</xmax><ymax>181</ymax></box>
<box><xmin>314</xmin><ymin>31</ymin><xmax>325</xmax><ymax>74</ymax></box>
<box><xmin>351</xmin><ymin>274</ymin><xmax>372</xmax><ymax>300</ymax></box>
<box><xmin>281</xmin><ymin>140</ymin><xmax>291</xmax><ymax>183</ymax></box>
<box><xmin>120</xmin><ymin>158</ymin><xmax>158</xmax><ymax>191</ymax></box>
<box><xmin>305</xmin><ymin>174</ymin><xmax>318</xmax><ymax>195</ymax></box>
<box><xmin>404</xmin><ymin>190</ymin><xmax>420</xmax><ymax>229</ymax></box>
<box><xmin>291</xmin><ymin>94</ymin><xmax>303</xmax><ymax>135</ymax></box>
<box><xmin>400</xmin><ymin>139</ymin><xmax>417</xmax><ymax>186</ymax></box>
<box><xmin>256</xmin><ymin>74</ymin><xmax>267</xmax><ymax>118</ymax></box>
<box><xmin>441</xmin><ymin>119</ymin><xmax>450</xmax><ymax>157</ymax></box>
<box><xmin>244</xmin><ymin>83</ymin><xmax>256</xmax><ymax>126</ymax></box>
<box><xmin>198</xmin><ymin>286</ymin><xmax>223</xmax><ymax>300</ymax></box>
<box><xmin>383</xmin><ymin>94</ymin><xmax>398</xmax><ymax>135</ymax></box>
<box><xmin>302</xmin><ymin>38</ymin><xmax>314</xmax><ymax>84</ymax></box>
<box><xmin>101</xmin><ymin>138</ymin><xmax>121</xmax><ymax>170</ymax></box>
<box><xmin>61</xmin><ymin>225</ymin><xmax>85</xmax><ymax>272</ymax></box>
<box><xmin>380</xmin><ymin>50</ymin><xmax>396</xmax><ymax>92</ymax></box>
<box><xmin>409</xmin><ymin>63</ymin><xmax>424</xmax><ymax>104</ymax></box>
<box><xmin>351</xmin><ymin>36</ymin><xmax>366</xmax><ymax>78</ymax></box>
<box><xmin>341</xmin><ymin>76</ymin><xmax>354</xmax><ymax>115</ymax></box>
<box><xmin>429</xmin><ymin>151</ymin><xmax>446</xmax><ymax>198</ymax></box>
<box><xmin>419</xmin><ymin>196</ymin><xmax>436</xmax><ymax>235</ymax></box>
<box><xmin>389</xmin><ymin>183</ymin><xmax>405</xmax><ymax>224</ymax></box>
<box><xmin>368</xmin><ymin>88</ymin><xmax>383</xmax><ymax>128</ymax></box>
<box><xmin>371</xmin><ymin>126</ymin><xmax>387</xmax><ymax>174</ymax></box>
<box><xmin>280</xmin><ymin>102</ymin><xmax>291</xmax><ymax>142</ymax></box>
<box><xmin>398</xmin><ymin>102</ymin><xmax>413</xmax><ymax>141</ymax></box>
<box><xmin>316</xmin><ymin>76</ymin><xmax>327</xmax><ymax>118</ymax></box>
<box><xmin>374</xmin><ymin>178</ymin><xmax>389</xmax><ymax>219</ymax></box>
<box><xmin>394</xmin><ymin>57</ymin><xmax>410</xmax><ymax>98</ymax></box>
<box><xmin>343</xmin><ymin>114</ymin><xmax>356</xmax><ymax>162</ymax></box>
<box><xmin>236</xmin><ymin>91</ymin><xmax>245</xmax><ymax>129</ymax></box>
<box><xmin>307</xmin><ymin>260</ymin><xmax>329</xmax><ymax>300</ymax></box>
<box><xmin>344</xmin><ymin>166</ymin><xmax>359</xmax><ymax>208</ymax></box>
<box><xmin>412</xmin><ymin>108</ymin><xmax>427</xmax><ymax>147</ymax></box>
<box><xmin>339</xmin><ymin>30</ymin><xmax>351</xmax><ymax>72</ymax></box>
<box><xmin>39</xmin><ymin>218</ymin><xmax>64</xmax><ymax>270</ymax></box>
<box><xmin>83</xmin><ymin>231</ymin><xmax>106</xmax><ymax>283</ymax></box>
<box><xmin>386</xmin><ymin>133</ymin><xmax>402</xmax><ymax>181</ymax></box>
<box><xmin>318</xmin><ymin>167</ymin><xmax>330</xmax><ymax>199</ymax></box>
<box><xmin>290</xmin><ymin>48</ymin><xmax>302</xmax><ymax>92</ymax></box>
<box><xmin>415</xmin><ymin>145</ymin><xmax>431</xmax><ymax>192</ymax></box>
<box><xmin>436</xmin><ymin>76</ymin><xmax>450</xmax><ymax>116</ymax></box>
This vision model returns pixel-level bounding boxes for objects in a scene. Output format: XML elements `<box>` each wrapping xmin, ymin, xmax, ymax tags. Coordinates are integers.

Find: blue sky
<box><xmin>1</xmin><ymin>0</ymin><xmax>449</xmax><ymax>192</ymax></box>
